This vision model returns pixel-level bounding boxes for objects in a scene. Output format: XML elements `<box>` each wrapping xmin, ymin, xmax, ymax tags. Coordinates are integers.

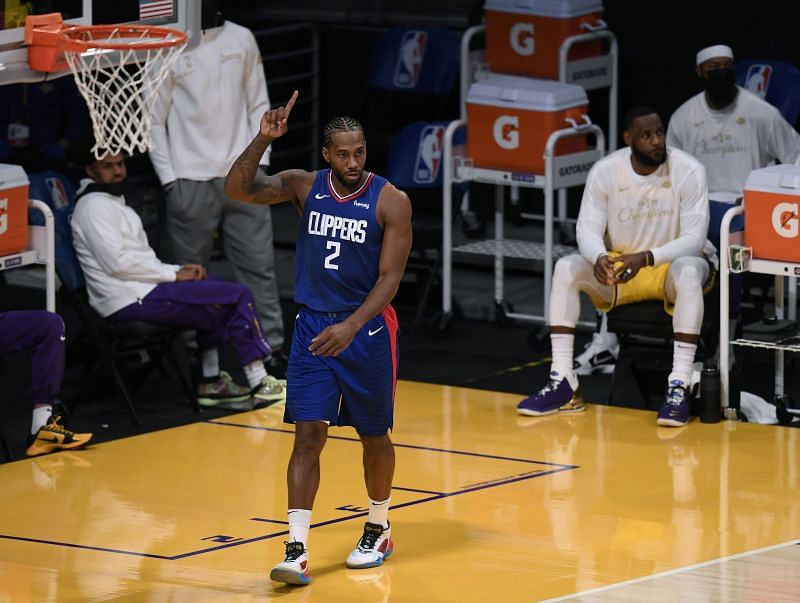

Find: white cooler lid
<box><xmin>0</xmin><ymin>163</ymin><xmax>29</xmax><ymax>189</ymax></box>
<box><xmin>744</xmin><ymin>164</ymin><xmax>800</xmax><ymax>195</ymax></box>
<box><xmin>485</xmin><ymin>0</ymin><xmax>603</xmax><ymax>18</ymax></box>
<box><xmin>467</xmin><ymin>74</ymin><xmax>588</xmax><ymax>111</ymax></box>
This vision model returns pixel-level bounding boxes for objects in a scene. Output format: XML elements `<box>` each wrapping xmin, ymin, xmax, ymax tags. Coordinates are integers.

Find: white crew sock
<box><xmin>669</xmin><ymin>340</ymin><xmax>697</xmax><ymax>385</ymax></box>
<box><xmin>243</xmin><ymin>360</ymin><xmax>268</xmax><ymax>389</ymax></box>
<box><xmin>31</xmin><ymin>405</ymin><xmax>53</xmax><ymax>434</ymax></box>
<box><xmin>288</xmin><ymin>509</ymin><xmax>312</xmax><ymax>546</ymax></box>
<box><xmin>201</xmin><ymin>348</ymin><xmax>220</xmax><ymax>379</ymax></box>
<box><xmin>368</xmin><ymin>497</ymin><xmax>391</xmax><ymax>529</ymax></box>
<box><xmin>550</xmin><ymin>333</ymin><xmax>577</xmax><ymax>388</ymax></box>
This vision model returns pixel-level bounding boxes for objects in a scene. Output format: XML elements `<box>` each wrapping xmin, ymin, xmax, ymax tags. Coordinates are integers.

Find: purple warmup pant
<box><xmin>108</xmin><ymin>276</ymin><xmax>271</xmax><ymax>366</ymax></box>
<box><xmin>0</xmin><ymin>311</ymin><xmax>65</xmax><ymax>405</ymax></box>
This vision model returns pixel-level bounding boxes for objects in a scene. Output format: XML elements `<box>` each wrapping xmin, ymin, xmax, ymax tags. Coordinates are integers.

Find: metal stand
<box><xmin>0</xmin><ymin>199</ymin><xmax>56</xmax><ymax>312</ymax></box>
<box><xmin>719</xmin><ymin>205</ymin><xmax>800</xmax><ymax>420</ymax></box>
<box><xmin>442</xmin><ymin>120</ymin><xmax>605</xmax><ymax>327</ymax></box>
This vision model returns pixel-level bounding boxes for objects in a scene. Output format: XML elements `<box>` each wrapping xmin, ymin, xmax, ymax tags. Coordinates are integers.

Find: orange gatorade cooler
<box><xmin>484</xmin><ymin>0</ymin><xmax>605</xmax><ymax>80</ymax></box>
<box><xmin>0</xmin><ymin>164</ymin><xmax>30</xmax><ymax>256</ymax></box>
<box><xmin>466</xmin><ymin>75</ymin><xmax>589</xmax><ymax>173</ymax></box>
<box><xmin>743</xmin><ymin>165</ymin><xmax>800</xmax><ymax>262</ymax></box>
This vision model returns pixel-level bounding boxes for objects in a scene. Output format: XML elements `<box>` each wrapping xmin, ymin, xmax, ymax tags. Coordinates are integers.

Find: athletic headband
<box><xmin>696</xmin><ymin>45</ymin><xmax>734</xmax><ymax>66</ymax></box>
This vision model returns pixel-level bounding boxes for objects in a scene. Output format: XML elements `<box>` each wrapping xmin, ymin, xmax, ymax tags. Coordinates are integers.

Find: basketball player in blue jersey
<box><xmin>225</xmin><ymin>90</ymin><xmax>412</xmax><ymax>586</ymax></box>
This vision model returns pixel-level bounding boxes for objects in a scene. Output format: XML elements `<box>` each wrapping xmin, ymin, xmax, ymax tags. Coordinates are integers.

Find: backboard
<box><xmin>0</xmin><ymin>0</ymin><xmax>199</xmax><ymax>84</ymax></box>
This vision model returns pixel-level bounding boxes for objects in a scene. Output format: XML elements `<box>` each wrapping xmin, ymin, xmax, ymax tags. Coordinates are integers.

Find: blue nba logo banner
<box><xmin>413</xmin><ymin>125</ymin><xmax>444</xmax><ymax>185</ymax></box>
<box><xmin>744</xmin><ymin>64</ymin><xmax>773</xmax><ymax>98</ymax></box>
<box><xmin>45</xmin><ymin>177</ymin><xmax>70</xmax><ymax>209</ymax></box>
<box><xmin>393</xmin><ymin>30</ymin><xmax>428</xmax><ymax>88</ymax></box>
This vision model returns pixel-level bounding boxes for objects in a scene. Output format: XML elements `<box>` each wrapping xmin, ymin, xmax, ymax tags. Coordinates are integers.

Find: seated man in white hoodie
<box><xmin>70</xmin><ymin>150</ymin><xmax>285</xmax><ymax>408</ymax></box>
<box><xmin>517</xmin><ymin>106</ymin><xmax>716</xmax><ymax>428</ymax></box>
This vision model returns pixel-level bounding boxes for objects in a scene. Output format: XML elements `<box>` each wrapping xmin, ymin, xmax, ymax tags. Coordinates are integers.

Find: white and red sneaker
<box><xmin>346</xmin><ymin>522</ymin><xmax>394</xmax><ymax>569</ymax></box>
<box><xmin>270</xmin><ymin>541</ymin><xmax>311</xmax><ymax>585</ymax></box>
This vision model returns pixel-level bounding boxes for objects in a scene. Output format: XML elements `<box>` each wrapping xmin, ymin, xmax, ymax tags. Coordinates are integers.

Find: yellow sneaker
<box><xmin>197</xmin><ymin>371</ymin><xmax>251</xmax><ymax>408</ymax></box>
<box><xmin>26</xmin><ymin>415</ymin><xmax>93</xmax><ymax>457</ymax></box>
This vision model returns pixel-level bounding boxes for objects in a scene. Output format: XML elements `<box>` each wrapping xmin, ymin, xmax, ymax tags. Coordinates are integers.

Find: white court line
<box><xmin>539</xmin><ymin>539</ymin><xmax>800</xmax><ymax>602</ymax></box>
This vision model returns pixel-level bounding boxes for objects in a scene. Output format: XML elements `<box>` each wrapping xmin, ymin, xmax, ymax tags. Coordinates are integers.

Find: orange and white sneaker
<box><xmin>26</xmin><ymin>415</ymin><xmax>92</xmax><ymax>457</ymax></box>
<box><xmin>346</xmin><ymin>522</ymin><xmax>394</xmax><ymax>569</ymax></box>
<box><xmin>270</xmin><ymin>541</ymin><xmax>311</xmax><ymax>585</ymax></box>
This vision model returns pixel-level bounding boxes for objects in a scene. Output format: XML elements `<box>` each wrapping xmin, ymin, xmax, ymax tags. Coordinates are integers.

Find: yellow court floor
<box><xmin>1</xmin><ymin>380</ymin><xmax>799</xmax><ymax>602</ymax></box>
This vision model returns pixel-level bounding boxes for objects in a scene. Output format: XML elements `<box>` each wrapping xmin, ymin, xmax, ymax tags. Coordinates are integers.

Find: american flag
<box><xmin>139</xmin><ymin>0</ymin><xmax>174</xmax><ymax>20</ymax></box>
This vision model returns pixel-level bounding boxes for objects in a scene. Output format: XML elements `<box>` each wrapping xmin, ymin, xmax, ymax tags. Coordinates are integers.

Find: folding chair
<box><xmin>27</xmin><ymin>171</ymin><xmax>199</xmax><ymax>424</ymax></box>
<box><xmin>606</xmin><ymin>277</ymin><xmax>720</xmax><ymax>408</ymax></box>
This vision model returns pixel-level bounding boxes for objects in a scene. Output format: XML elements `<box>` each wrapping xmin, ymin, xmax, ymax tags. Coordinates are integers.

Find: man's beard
<box><xmin>632</xmin><ymin>146</ymin><xmax>666</xmax><ymax>168</ymax></box>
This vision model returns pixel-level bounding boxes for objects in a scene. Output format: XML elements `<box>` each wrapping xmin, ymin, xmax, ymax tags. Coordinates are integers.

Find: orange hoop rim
<box><xmin>59</xmin><ymin>24</ymin><xmax>188</xmax><ymax>53</ymax></box>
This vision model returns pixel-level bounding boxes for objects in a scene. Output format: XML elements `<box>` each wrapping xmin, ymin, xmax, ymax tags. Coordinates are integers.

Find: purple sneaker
<box><xmin>657</xmin><ymin>380</ymin><xmax>690</xmax><ymax>427</ymax></box>
<box><xmin>517</xmin><ymin>371</ymin><xmax>585</xmax><ymax>416</ymax></box>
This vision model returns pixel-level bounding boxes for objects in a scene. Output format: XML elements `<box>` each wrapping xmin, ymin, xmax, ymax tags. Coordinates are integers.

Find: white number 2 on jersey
<box><xmin>324</xmin><ymin>240</ymin><xmax>340</xmax><ymax>270</ymax></box>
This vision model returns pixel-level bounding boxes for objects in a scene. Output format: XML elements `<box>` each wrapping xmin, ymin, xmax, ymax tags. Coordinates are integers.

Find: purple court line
<box><xmin>249</xmin><ymin>518</ymin><xmax>290</xmax><ymax>524</ymax></box>
<box><xmin>1</xmin><ymin>421</ymin><xmax>578</xmax><ymax>559</ymax></box>
<box><xmin>0</xmin><ymin>534</ymin><xmax>170</xmax><ymax>559</ymax></box>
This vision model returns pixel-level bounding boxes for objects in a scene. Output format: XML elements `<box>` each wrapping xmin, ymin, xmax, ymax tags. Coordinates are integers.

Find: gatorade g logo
<box><xmin>772</xmin><ymin>202</ymin><xmax>799</xmax><ymax>238</ymax></box>
<box><xmin>493</xmin><ymin>116</ymin><xmax>520</xmax><ymax>150</ymax></box>
<box><xmin>510</xmin><ymin>23</ymin><xmax>534</xmax><ymax>56</ymax></box>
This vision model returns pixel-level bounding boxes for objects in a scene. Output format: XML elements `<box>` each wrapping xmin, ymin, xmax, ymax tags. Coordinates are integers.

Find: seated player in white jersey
<box><xmin>224</xmin><ymin>91</ymin><xmax>412</xmax><ymax>586</ymax></box>
<box><xmin>517</xmin><ymin>106</ymin><xmax>717</xmax><ymax>428</ymax></box>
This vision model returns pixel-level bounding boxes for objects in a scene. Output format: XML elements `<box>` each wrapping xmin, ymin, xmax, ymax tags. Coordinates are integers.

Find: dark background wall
<box><xmin>224</xmin><ymin>0</ymin><xmax>800</xmax><ymax>167</ymax></box>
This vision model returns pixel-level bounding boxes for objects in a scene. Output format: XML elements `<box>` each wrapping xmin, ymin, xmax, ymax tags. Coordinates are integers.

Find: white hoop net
<box><xmin>63</xmin><ymin>27</ymin><xmax>187</xmax><ymax>159</ymax></box>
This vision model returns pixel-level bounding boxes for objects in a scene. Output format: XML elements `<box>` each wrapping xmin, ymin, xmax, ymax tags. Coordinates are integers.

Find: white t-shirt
<box><xmin>576</xmin><ymin>147</ymin><xmax>713</xmax><ymax>267</ymax></box>
<box><xmin>71</xmin><ymin>181</ymin><xmax>181</xmax><ymax>317</ymax></box>
<box><xmin>667</xmin><ymin>87</ymin><xmax>800</xmax><ymax>202</ymax></box>
<box><xmin>149</xmin><ymin>21</ymin><xmax>270</xmax><ymax>184</ymax></box>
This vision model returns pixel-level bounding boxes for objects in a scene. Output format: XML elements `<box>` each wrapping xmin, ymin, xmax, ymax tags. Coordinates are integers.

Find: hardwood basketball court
<box><xmin>1</xmin><ymin>380</ymin><xmax>798</xmax><ymax>601</ymax></box>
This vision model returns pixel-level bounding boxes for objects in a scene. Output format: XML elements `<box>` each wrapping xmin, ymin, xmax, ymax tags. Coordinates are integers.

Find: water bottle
<box><xmin>700</xmin><ymin>365</ymin><xmax>721</xmax><ymax>423</ymax></box>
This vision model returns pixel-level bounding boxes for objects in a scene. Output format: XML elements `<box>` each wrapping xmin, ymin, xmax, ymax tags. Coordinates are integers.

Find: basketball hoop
<box><xmin>26</xmin><ymin>14</ymin><xmax>187</xmax><ymax>158</ymax></box>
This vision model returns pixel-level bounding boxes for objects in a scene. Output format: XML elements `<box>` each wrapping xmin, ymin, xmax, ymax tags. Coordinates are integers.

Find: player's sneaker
<box><xmin>26</xmin><ymin>415</ymin><xmax>92</xmax><ymax>457</ymax></box>
<box><xmin>197</xmin><ymin>371</ymin><xmax>251</xmax><ymax>407</ymax></box>
<box><xmin>270</xmin><ymin>541</ymin><xmax>311</xmax><ymax>585</ymax></box>
<box><xmin>253</xmin><ymin>375</ymin><xmax>287</xmax><ymax>407</ymax></box>
<box><xmin>657</xmin><ymin>379</ymin><xmax>691</xmax><ymax>427</ymax></box>
<box><xmin>517</xmin><ymin>371</ymin><xmax>585</xmax><ymax>416</ymax></box>
<box><xmin>346</xmin><ymin>522</ymin><xmax>394</xmax><ymax>569</ymax></box>
<box><xmin>573</xmin><ymin>331</ymin><xmax>619</xmax><ymax>375</ymax></box>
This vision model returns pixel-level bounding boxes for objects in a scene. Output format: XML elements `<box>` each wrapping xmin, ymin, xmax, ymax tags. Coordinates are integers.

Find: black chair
<box><xmin>28</xmin><ymin>171</ymin><xmax>198</xmax><ymax>424</ymax></box>
<box><xmin>363</xmin><ymin>26</ymin><xmax>461</xmax><ymax>173</ymax></box>
<box><xmin>606</xmin><ymin>274</ymin><xmax>720</xmax><ymax>407</ymax></box>
<box><xmin>385</xmin><ymin>121</ymin><xmax>467</xmax><ymax>332</ymax></box>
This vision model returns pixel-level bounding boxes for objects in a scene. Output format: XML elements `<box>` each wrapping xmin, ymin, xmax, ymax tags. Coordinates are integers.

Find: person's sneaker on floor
<box><xmin>265</xmin><ymin>349</ymin><xmax>288</xmax><ymax>380</ymax></box>
<box><xmin>253</xmin><ymin>375</ymin><xmax>287</xmax><ymax>408</ymax></box>
<box><xmin>26</xmin><ymin>415</ymin><xmax>92</xmax><ymax>457</ymax></box>
<box><xmin>574</xmin><ymin>331</ymin><xmax>619</xmax><ymax>375</ymax></box>
<box><xmin>346</xmin><ymin>522</ymin><xmax>394</xmax><ymax>569</ymax></box>
<box><xmin>657</xmin><ymin>379</ymin><xmax>691</xmax><ymax>427</ymax></box>
<box><xmin>517</xmin><ymin>371</ymin><xmax>585</xmax><ymax>416</ymax></box>
<box><xmin>197</xmin><ymin>371</ymin><xmax>251</xmax><ymax>408</ymax></box>
<box><xmin>270</xmin><ymin>541</ymin><xmax>311</xmax><ymax>585</ymax></box>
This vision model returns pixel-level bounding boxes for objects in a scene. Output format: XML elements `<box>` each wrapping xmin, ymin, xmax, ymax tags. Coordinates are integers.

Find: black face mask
<box><xmin>201</xmin><ymin>0</ymin><xmax>223</xmax><ymax>30</ymax></box>
<box><xmin>703</xmin><ymin>67</ymin><xmax>738</xmax><ymax>107</ymax></box>
<box><xmin>93</xmin><ymin>180</ymin><xmax>128</xmax><ymax>198</ymax></box>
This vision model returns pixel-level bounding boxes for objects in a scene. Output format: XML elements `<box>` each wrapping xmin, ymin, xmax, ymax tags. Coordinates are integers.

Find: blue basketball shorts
<box><xmin>284</xmin><ymin>305</ymin><xmax>399</xmax><ymax>436</ymax></box>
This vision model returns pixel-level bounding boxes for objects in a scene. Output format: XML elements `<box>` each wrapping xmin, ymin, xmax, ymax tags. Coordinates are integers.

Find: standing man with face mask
<box><xmin>667</xmin><ymin>44</ymin><xmax>800</xmax><ymax>252</ymax></box>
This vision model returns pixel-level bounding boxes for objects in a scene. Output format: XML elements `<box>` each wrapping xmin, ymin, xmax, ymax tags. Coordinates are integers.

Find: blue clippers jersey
<box><xmin>295</xmin><ymin>169</ymin><xmax>388</xmax><ymax>311</ymax></box>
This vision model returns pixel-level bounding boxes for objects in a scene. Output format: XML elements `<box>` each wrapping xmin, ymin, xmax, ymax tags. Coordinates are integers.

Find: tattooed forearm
<box><xmin>237</xmin><ymin>137</ymin><xmax>268</xmax><ymax>191</ymax></box>
<box><xmin>224</xmin><ymin>134</ymin><xmax>275</xmax><ymax>202</ymax></box>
